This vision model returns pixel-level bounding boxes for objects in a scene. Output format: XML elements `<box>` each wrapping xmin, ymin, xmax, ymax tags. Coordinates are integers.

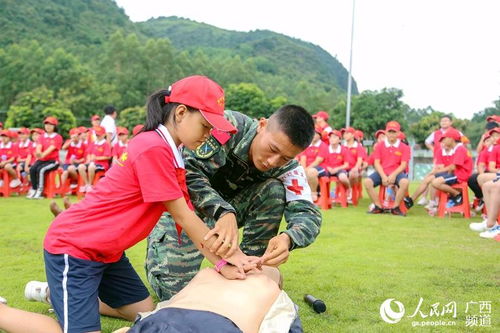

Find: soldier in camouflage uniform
<box><xmin>146</xmin><ymin>105</ymin><xmax>322</xmax><ymax>301</ymax></box>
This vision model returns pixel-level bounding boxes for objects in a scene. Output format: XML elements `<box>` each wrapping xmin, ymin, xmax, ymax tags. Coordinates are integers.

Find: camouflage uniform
<box><xmin>146</xmin><ymin>110</ymin><xmax>322</xmax><ymax>301</ymax></box>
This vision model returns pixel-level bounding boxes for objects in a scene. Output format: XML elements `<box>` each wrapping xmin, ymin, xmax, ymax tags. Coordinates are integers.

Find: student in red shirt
<box><xmin>342</xmin><ymin>127</ymin><xmax>364</xmax><ymax>193</ymax></box>
<box><xmin>312</xmin><ymin>110</ymin><xmax>333</xmax><ymax>144</ymax></box>
<box><xmin>476</xmin><ymin>130</ymin><xmax>500</xmax><ymax>188</ymax></box>
<box><xmin>4</xmin><ymin>76</ymin><xmax>260</xmax><ymax>333</ymax></box>
<box><xmin>0</xmin><ymin>130</ymin><xmax>19</xmax><ymax>188</ymax></box>
<box><xmin>302</xmin><ymin>128</ymin><xmax>328</xmax><ymax>200</ymax></box>
<box><xmin>77</xmin><ymin>126</ymin><xmax>112</xmax><ymax>193</ymax></box>
<box><xmin>324</xmin><ymin>130</ymin><xmax>352</xmax><ymax>190</ymax></box>
<box><xmin>61</xmin><ymin>128</ymin><xmax>86</xmax><ymax>191</ymax></box>
<box><xmin>364</xmin><ymin>121</ymin><xmax>411</xmax><ymax>216</ymax></box>
<box><xmin>13</xmin><ymin>128</ymin><xmax>33</xmax><ymax>187</ymax></box>
<box><xmin>467</xmin><ymin>131</ymin><xmax>495</xmax><ymax>210</ymax></box>
<box><xmin>112</xmin><ymin>127</ymin><xmax>129</xmax><ymax>163</ymax></box>
<box><xmin>430</xmin><ymin>128</ymin><xmax>473</xmax><ymax>207</ymax></box>
<box><xmin>26</xmin><ymin>117</ymin><xmax>63</xmax><ymax>199</ymax></box>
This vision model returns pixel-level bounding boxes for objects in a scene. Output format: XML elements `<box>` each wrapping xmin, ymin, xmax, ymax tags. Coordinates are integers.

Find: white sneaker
<box><xmin>79</xmin><ymin>185</ymin><xmax>87</xmax><ymax>193</ymax></box>
<box><xmin>26</xmin><ymin>189</ymin><xmax>36</xmax><ymax>199</ymax></box>
<box><xmin>469</xmin><ymin>220</ymin><xmax>488</xmax><ymax>232</ymax></box>
<box><xmin>417</xmin><ymin>197</ymin><xmax>428</xmax><ymax>206</ymax></box>
<box><xmin>69</xmin><ymin>183</ymin><xmax>78</xmax><ymax>189</ymax></box>
<box><xmin>24</xmin><ymin>281</ymin><xmax>50</xmax><ymax>304</ymax></box>
<box><xmin>9</xmin><ymin>178</ymin><xmax>21</xmax><ymax>188</ymax></box>
<box><xmin>479</xmin><ymin>225</ymin><xmax>500</xmax><ymax>239</ymax></box>
<box><xmin>0</xmin><ymin>296</ymin><xmax>6</xmax><ymax>304</ymax></box>
<box><xmin>86</xmin><ymin>184</ymin><xmax>93</xmax><ymax>193</ymax></box>
<box><xmin>425</xmin><ymin>200</ymin><xmax>437</xmax><ymax>209</ymax></box>
<box><xmin>32</xmin><ymin>189</ymin><xmax>43</xmax><ymax>199</ymax></box>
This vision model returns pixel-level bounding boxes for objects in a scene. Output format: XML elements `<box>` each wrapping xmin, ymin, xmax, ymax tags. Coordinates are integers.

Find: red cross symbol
<box><xmin>287</xmin><ymin>179</ymin><xmax>303</xmax><ymax>195</ymax></box>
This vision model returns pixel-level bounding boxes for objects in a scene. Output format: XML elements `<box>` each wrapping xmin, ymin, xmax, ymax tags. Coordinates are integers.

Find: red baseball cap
<box><xmin>486</xmin><ymin>115</ymin><xmax>500</xmax><ymax>123</ymax></box>
<box><xmin>164</xmin><ymin>75</ymin><xmax>236</xmax><ymax>134</ymax></box>
<box><xmin>94</xmin><ymin>125</ymin><xmax>106</xmax><ymax>136</ymax></box>
<box><xmin>398</xmin><ymin>132</ymin><xmax>406</xmax><ymax>140</ymax></box>
<box><xmin>132</xmin><ymin>124</ymin><xmax>144</xmax><ymax>136</ymax></box>
<box><xmin>440</xmin><ymin>128</ymin><xmax>461</xmax><ymax>141</ymax></box>
<box><xmin>44</xmin><ymin>116</ymin><xmax>58</xmax><ymax>126</ymax></box>
<box><xmin>69</xmin><ymin>128</ymin><xmax>80</xmax><ymax>136</ymax></box>
<box><xmin>117</xmin><ymin>127</ymin><xmax>129</xmax><ymax>135</ymax></box>
<box><xmin>341</xmin><ymin>127</ymin><xmax>356</xmax><ymax>135</ymax></box>
<box><xmin>329</xmin><ymin>130</ymin><xmax>342</xmax><ymax>138</ymax></box>
<box><xmin>91</xmin><ymin>115</ymin><xmax>101</xmax><ymax>121</ymax></box>
<box><xmin>312</xmin><ymin>111</ymin><xmax>329</xmax><ymax>120</ymax></box>
<box><xmin>18</xmin><ymin>127</ymin><xmax>30</xmax><ymax>135</ymax></box>
<box><xmin>0</xmin><ymin>130</ymin><xmax>9</xmax><ymax>137</ymax></box>
<box><xmin>374</xmin><ymin>130</ymin><xmax>385</xmax><ymax>138</ymax></box>
<box><xmin>354</xmin><ymin>130</ymin><xmax>364</xmax><ymax>140</ymax></box>
<box><xmin>78</xmin><ymin>126</ymin><xmax>88</xmax><ymax>134</ymax></box>
<box><xmin>385</xmin><ymin>121</ymin><xmax>401</xmax><ymax>132</ymax></box>
<box><xmin>488</xmin><ymin>128</ymin><xmax>500</xmax><ymax>136</ymax></box>
<box><xmin>31</xmin><ymin>128</ymin><xmax>44</xmax><ymax>134</ymax></box>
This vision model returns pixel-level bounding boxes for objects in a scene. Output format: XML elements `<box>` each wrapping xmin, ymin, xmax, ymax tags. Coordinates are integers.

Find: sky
<box><xmin>115</xmin><ymin>0</ymin><xmax>500</xmax><ymax>120</ymax></box>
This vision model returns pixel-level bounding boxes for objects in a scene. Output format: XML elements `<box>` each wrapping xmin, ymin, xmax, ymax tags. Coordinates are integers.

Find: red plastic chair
<box><xmin>378</xmin><ymin>185</ymin><xmax>407</xmax><ymax>213</ymax></box>
<box><xmin>437</xmin><ymin>182</ymin><xmax>470</xmax><ymax>218</ymax></box>
<box><xmin>317</xmin><ymin>176</ymin><xmax>349</xmax><ymax>209</ymax></box>
<box><xmin>0</xmin><ymin>169</ymin><xmax>11</xmax><ymax>197</ymax></box>
<box><xmin>43</xmin><ymin>169</ymin><xmax>64</xmax><ymax>199</ymax></box>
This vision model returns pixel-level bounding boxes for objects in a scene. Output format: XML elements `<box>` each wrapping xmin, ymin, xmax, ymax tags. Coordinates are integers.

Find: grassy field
<box><xmin>0</xmin><ymin>189</ymin><xmax>498</xmax><ymax>332</ymax></box>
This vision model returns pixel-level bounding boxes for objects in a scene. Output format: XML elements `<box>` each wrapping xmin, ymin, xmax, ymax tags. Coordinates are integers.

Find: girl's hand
<box><xmin>223</xmin><ymin>249</ymin><xmax>262</xmax><ymax>273</ymax></box>
<box><xmin>204</xmin><ymin>213</ymin><xmax>239</xmax><ymax>257</ymax></box>
<box><xmin>219</xmin><ymin>264</ymin><xmax>246</xmax><ymax>280</ymax></box>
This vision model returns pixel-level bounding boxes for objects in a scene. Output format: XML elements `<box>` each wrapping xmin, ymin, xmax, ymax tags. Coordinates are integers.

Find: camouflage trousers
<box><xmin>145</xmin><ymin>178</ymin><xmax>286</xmax><ymax>301</ymax></box>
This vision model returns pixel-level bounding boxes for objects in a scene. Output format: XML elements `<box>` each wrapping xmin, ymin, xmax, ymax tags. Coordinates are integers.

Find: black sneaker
<box><xmin>475</xmin><ymin>198</ymin><xmax>484</xmax><ymax>212</ymax></box>
<box><xmin>403</xmin><ymin>196</ymin><xmax>414</xmax><ymax>209</ymax></box>
<box><xmin>391</xmin><ymin>207</ymin><xmax>406</xmax><ymax>216</ymax></box>
<box><xmin>368</xmin><ymin>205</ymin><xmax>384</xmax><ymax>214</ymax></box>
<box><xmin>450</xmin><ymin>193</ymin><xmax>463</xmax><ymax>207</ymax></box>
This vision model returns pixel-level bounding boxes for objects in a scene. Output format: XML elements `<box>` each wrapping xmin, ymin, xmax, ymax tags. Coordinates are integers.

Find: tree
<box><xmin>225</xmin><ymin>83</ymin><xmax>272</xmax><ymax>118</ymax></box>
<box><xmin>118</xmin><ymin>106</ymin><xmax>146</xmax><ymax>132</ymax></box>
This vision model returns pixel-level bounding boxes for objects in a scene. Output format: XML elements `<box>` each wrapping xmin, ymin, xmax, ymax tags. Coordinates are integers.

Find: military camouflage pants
<box><xmin>145</xmin><ymin>178</ymin><xmax>286</xmax><ymax>301</ymax></box>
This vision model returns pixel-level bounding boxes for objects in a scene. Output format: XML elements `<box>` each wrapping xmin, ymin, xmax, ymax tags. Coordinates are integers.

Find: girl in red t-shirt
<box><xmin>26</xmin><ymin>117</ymin><xmax>63</xmax><ymax>199</ymax></box>
<box><xmin>0</xmin><ymin>76</ymin><xmax>261</xmax><ymax>333</ymax></box>
<box><xmin>15</xmin><ymin>128</ymin><xmax>33</xmax><ymax>185</ymax></box>
<box><xmin>0</xmin><ymin>130</ymin><xmax>19</xmax><ymax>188</ymax></box>
<box><xmin>60</xmin><ymin>128</ymin><xmax>86</xmax><ymax>192</ymax></box>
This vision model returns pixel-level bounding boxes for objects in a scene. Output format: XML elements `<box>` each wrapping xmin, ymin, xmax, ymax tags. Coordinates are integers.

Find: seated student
<box><xmin>322</xmin><ymin>130</ymin><xmax>352</xmax><ymax>190</ymax></box>
<box><xmin>301</xmin><ymin>128</ymin><xmax>328</xmax><ymax>200</ymax></box>
<box><xmin>112</xmin><ymin>127</ymin><xmax>129</xmax><ymax>163</ymax></box>
<box><xmin>404</xmin><ymin>135</ymin><xmax>456</xmax><ymax>210</ymax></box>
<box><xmin>60</xmin><ymin>128</ymin><xmax>86</xmax><ymax>191</ymax></box>
<box><xmin>476</xmin><ymin>128</ymin><xmax>500</xmax><ymax>188</ymax></box>
<box><xmin>312</xmin><ymin>110</ymin><xmax>333</xmax><ymax>144</ymax></box>
<box><xmin>367</xmin><ymin>130</ymin><xmax>386</xmax><ymax>167</ymax></box>
<box><xmin>364</xmin><ymin>121</ymin><xmax>410</xmax><ymax>216</ymax></box>
<box><xmin>429</xmin><ymin>128</ymin><xmax>473</xmax><ymax>208</ymax></box>
<box><xmin>342</xmin><ymin>127</ymin><xmax>364</xmax><ymax>195</ymax></box>
<box><xmin>0</xmin><ymin>266</ymin><xmax>302</xmax><ymax>333</ymax></box>
<box><xmin>468</xmin><ymin>131</ymin><xmax>495</xmax><ymax>211</ymax></box>
<box><xmin>15</xmin><ymin>128</ymin><xmax>33</xmax><ymax>186</ymax></box>
<box><xmin>78</xmin><ymin>125</ymin><xmax>112</xmax><ymax>193</ymax></box>
<box><xmin>0</xmin><ymin>130</ymin><xmax>19</xmax><ymax>188</ymax></box>
<box><xmin>354</xmin><ymin>130</ymin><xmax>369</xmax><ymax>171</ymax></box>
<box><xmin>27</xmin><ymin>117</ymin><xmax>63</xmax><ymax>199</ymax></box>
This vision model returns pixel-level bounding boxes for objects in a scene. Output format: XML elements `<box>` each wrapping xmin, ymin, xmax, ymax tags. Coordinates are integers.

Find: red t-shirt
<box><xmin>300</xmin><ymin>141</ymin><xmax>328</xmax><ymax>166</ymax></box>
<box><xmin>16</xmin><ymin>139</ymin><xmax>32</xmax><ymax>163</ymax></box>
<box><xmin>372</xmin><ymin>139</ymin><xmax>410</xmax><ymax>175</ymax></box>
<box><xmin>65</xmin><ymin>141</ymin><xmax>86</xmax><ymax>164</ymax></box>
<box><xmin>450</xmin><ymin>144</ymin><xmax>473</xmax><ymax>182</ymax></box>
<box><xmin>89</xmin><ymin>140</ymin><xmax>112</xmax><ymax>170</ymax></box>
<box><xmin>0</xmin><ymin>142</ymin><xmax>17</xmax><ymax>162</ymax></box>
<box><xmin>476</xmin><ymin>146</ymin><xmax>492</xmax><ymax>171</ymax></box>
<box><xmin>37</xmin><ymin>133</ymin><xmax>63</xmax><ymax>161</ymax></box>
<box><xmin>44</xmin><ymin>126</ymin><xmax>190</xmax><ymax>263</ymax></box>
<box><xmin>488</xmin><ymin>144</ymin><xmax>500</xmax><ymax>170</ymax></box>
<box><xmin>434</xmin><ymin>147</ymin><xmax>454</xmax><ymax>166</ymax></box>
<box><xmin>113</xmin><ymin>141</ymin><xmax>128</xmax><ymax>159</ymax></box>
<box><xmin>358</xmin><ymin>145</ymin><xmax>368</xmax><ymax>162</ymax></box>
<box><xmin>323</xmin><ymin>145</ymin><xmax>352</xmax><ymax>169</ymax></box>
<box><xmin>343</xmin><ymin>141</ymin><xmax>363</xmax><ymax>170</ymax></box>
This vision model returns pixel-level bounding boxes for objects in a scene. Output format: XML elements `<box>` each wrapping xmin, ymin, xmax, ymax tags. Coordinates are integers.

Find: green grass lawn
<box><xmin>0</xmin><ymin>189</ymin><xmax>498</xmax><ymax>332</ymax></box>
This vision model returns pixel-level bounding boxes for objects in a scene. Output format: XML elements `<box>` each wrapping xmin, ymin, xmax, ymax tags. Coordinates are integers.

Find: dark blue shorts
<box><xmin>314</xmin><ymin>166</ymin><xmax>329</xmax><ymax>177</ymax></box>
<box><xmin>368</xmin><ymin>172</ymin><xmax>408</xmax><ymax>187</ymax></box>
<box><xmin>44</xmin><ymin>250</ymin><xmax>150</xmax><ymax>333</ymax></box>
<box><xmin>331</xmin><ymin>170</ymin><xmax>348</xmax><ymax>178</ymax></box>
<box><xmin>62</xmin><ymin>163</ymin><xmax>79</xmax><ymax>171</ymax></box>
<box><xmin>128</xmin><ymin>307</ymin><xmax>243</xmax><ymax>333</ymax></box>
<box><xmin>434</xmin><ymin>172</ymin><xmax>457</xmax><ymax>185</ymax></box>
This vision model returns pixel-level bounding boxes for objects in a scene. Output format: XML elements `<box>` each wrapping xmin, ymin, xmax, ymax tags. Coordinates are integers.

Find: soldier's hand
<box><xmin>262</xmin><ymin>233</ymin><xmax>291</xmax><ymax>266</ymax></box>
<box><xmin>204</xmin><ymin>213</ymin><xmax>239</xmax><ymax>257</ymax></box>
<box><xmin>223</xmin><ymin>250</ymin><xmax>262</xmax><ymax>274</ymax></box>
<box><xmin>219</xmin><ymin>264</ymin><xmax>246</xmax><ymax>280</ymax></box>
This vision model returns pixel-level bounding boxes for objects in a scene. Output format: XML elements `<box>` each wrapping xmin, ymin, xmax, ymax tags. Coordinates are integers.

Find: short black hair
<box><xmin>104</xmin><ymin>105</ymin><xmax>116</xmax><ymax>115</ymax></box>
<box><xmin>441</xmin><ymin>114</ymin><xmax>453</xmax><ymax>121</ymax></box>
<box><xmin>268</xmin><ymin>105</ymin><xmax>314</xmax><ymax>150</ymax></box>
<box><xmin>485</xmin><ymin>121</ymin><xmax>498</xmax><ymax>130</ymax></box>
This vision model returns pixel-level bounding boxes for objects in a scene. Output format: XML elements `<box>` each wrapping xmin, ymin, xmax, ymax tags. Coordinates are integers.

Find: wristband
<box><xmin>214</xmin><ymin>259</ymin><xmax>228</xmax><ymax>273</ymax></box>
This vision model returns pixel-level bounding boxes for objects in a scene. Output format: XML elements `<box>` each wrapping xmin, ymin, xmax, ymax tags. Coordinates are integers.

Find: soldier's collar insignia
<box><xmin>194</xmin><ymin>136</ymin><xmax>221</xmax><ymax>159</ymax></box>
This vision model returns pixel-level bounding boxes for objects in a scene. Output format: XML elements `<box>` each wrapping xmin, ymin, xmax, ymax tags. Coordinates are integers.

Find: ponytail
<box><xmin>143</xmin><ymin>88</ymin><xmax>198</xmax><ymax>133</ymax></box>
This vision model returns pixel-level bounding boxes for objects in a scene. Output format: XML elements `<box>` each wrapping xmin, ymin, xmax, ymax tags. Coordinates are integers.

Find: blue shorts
<box><xmin>44</xmin><ymin>250</ymin><xmax>150</xmax><ymax>333</ymax></box>
<box><xmin>434</xmin><ymin>172</ymin><xmax>457</xmax><ymax>185</ymax></box>
<box><xmin>314</xmin><ymin>166</ymin><xmax>329</xmax><ymax>177</ymax></box>
<box><xmin>331</xmin><ymin>170</ymin><xmax>348</xmax><ymax>178</ymax></box>
<box><xmin>369</xmin><ymin>172</ymin><xmax>408</xmax><ymax>187</ymax></box>
<box><xmin>128</xmin><ymin>307</ymin><xmax>243</xmax><ymax>333</ymax></box>
<box><xmin>62</xmin><ymin>163</ymin><xmax>79</xmax><ymax>171</ymax></box>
